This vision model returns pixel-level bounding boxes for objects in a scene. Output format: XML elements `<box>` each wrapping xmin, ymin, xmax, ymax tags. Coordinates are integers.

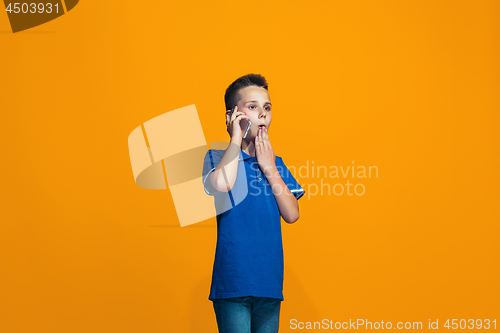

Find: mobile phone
<box><xmin>229</xmin><ymin>107</ymin><xmax>252</xmax><ymax>139</ymax></box>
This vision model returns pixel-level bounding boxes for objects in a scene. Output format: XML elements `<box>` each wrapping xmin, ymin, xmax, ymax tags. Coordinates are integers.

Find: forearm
<box><xmin>264</xmin><ymin>166</ymin><xmax>300</xmax><ymax>224</ymax></box>
<box><xmin>210</xmin><ymin>138</ymin><xmax>242</xmax><ymax>192</ymax></box>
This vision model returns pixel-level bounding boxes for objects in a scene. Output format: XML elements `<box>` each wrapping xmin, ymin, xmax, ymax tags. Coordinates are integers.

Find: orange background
<box><xmin>1</xmin><ymin>1</ymin><xmax>499</xmax><ymax>332</ymax></box>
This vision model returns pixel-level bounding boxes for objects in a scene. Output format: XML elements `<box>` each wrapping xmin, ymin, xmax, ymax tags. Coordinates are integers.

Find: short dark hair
<box><xmin>224</xmin><ymin>73</ymin><xmax>269</xmax><ymax>111</ymax></box>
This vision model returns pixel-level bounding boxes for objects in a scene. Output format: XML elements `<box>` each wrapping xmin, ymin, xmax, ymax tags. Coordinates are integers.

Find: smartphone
<box><xmin>229</xmin><ymin>107</ymin><xmax>252</xmax><ymax>139</ymax></box>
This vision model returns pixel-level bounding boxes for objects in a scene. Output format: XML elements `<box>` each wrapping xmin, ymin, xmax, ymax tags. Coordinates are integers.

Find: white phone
<box><xmin>229</xmin><ymin>107</ymin><xmax>252</xmax><ymax>139</ymax></box>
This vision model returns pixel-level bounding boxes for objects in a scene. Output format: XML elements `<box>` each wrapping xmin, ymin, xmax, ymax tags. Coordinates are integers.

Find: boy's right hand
<box><xmin>226</xmin><ymin>106</ymin><xmax>250</xmax><ymax>141</ymax></box>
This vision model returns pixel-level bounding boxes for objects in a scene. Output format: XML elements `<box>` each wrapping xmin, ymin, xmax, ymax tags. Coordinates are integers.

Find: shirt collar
<box><xmin>239</xmin><ymin>149</ymin><xmax>254</xmax><ymax>161</ymax></box>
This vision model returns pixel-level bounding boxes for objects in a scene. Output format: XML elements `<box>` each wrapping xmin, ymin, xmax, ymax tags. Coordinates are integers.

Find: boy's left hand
<box><xmin>255</xmin><ymin>127</ymin><xmax>277</xmax><ymax>176</ymax></box>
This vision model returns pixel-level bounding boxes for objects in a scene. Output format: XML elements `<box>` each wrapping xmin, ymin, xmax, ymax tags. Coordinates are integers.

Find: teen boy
<box><xmin>202</xmin><ymin>74</ymin><xmax>305</xmax><ymax>333</ymax></box>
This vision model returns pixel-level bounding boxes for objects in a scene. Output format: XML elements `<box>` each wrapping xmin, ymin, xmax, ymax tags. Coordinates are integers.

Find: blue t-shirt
<box><xmin>202</xmin><ymin>148</ymin><xmax>305</xmax><ymax>301</ymax></box>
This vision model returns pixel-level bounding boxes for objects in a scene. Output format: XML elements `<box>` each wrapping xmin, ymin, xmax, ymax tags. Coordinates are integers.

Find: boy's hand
<box><xmin>255</xmin><ymin>127</ymin><xmax>277</xmax><ymax>176</ymax></box>
<box><xmin>226</xmin><ymin>106</ymin><xmax>250</xmax><ymax>142</ymax></box>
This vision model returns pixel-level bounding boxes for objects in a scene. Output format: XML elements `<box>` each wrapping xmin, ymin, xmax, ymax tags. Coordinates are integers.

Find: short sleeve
<box><xmin>278</xmin><ymin>157</ymin><xmax>305</xmax><ymax>200</ymax></box>
<box><xmin>202</xmin><ymin>149</ymin><xmax>223</xmax><ymax>196</ymax></box>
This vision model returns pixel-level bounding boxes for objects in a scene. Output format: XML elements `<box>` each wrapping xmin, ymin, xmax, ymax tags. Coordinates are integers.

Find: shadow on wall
<box><xmin>187</xmin><ymin>264</ymin><xmax>321</xmax><ymax>332</ymax></box>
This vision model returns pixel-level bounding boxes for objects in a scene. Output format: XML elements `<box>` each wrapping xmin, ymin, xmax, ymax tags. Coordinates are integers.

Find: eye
<box><xmin>249</xmin><ymin>105</ymin><xmax>256</xmax><ymax>110</ymax></box>
<box><xmin>265</xmin><ymin>106</ymin><xmax>271</xmax><ymax>111</ymax></box>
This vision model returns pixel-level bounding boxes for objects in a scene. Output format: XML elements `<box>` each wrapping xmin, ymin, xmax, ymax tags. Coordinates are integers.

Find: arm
<box><xmin>209</xmin><ymin>137</ymin><xmax>242</xmax><ymax>192</ymax></box>
<box><xmin>255</xmin><ymin>127</ymin><xmax>300</xmax><ymax>224</ymax></box>
<box><xmin>264</xmin><ymin>166</ymin><xmax>300</xmax><ymax>224</ymax></box>
<box><xmin>209</xmin><ymin>106</ymin><xmax>249</xmax><ymax>192</ymax></box>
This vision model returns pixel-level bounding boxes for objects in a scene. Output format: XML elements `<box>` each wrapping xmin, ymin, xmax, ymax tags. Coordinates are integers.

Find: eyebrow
<box><xmin>245</xmin><ymin>100</ymin><xmax>272</xmax><ymax>106</ymax></box>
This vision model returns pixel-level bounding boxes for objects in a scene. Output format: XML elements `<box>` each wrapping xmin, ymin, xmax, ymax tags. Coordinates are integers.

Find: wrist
<box><xmin>230</xmin><ymin>136</ymin><xmax>242</xmax><ymax>146</ymax></box>
<box><xmin>262</xmin><ymin>164</ymin><xmax>278</xmax><ymax>178</ymax></box>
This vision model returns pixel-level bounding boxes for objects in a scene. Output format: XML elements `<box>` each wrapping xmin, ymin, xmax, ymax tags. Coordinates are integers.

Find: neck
<box><xmin>241</xmin><ymin>136</ymin><xmax>256</xmax><ymax>157</ymax></box>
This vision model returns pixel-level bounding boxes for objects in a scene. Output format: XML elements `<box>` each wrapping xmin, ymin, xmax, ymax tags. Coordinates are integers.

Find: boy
<box><xmin>202</xmin><ymin>74</ymin><xmax>305</xmax><ymax>333</ymax></box>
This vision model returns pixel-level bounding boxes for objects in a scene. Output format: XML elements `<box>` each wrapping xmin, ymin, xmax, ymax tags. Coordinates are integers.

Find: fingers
<box><xmin>255</xmin><ymin>128</ymin><xmax>262</xmax><ymax>149</ymax></box>
<box><xmin>256</xmin><ymin>127</ymin><xmax>275</xmax><ymax>161</ymax></box>
<box><xmin>226</xmin><ymin>106</ymin><xmax>238</xmax><ymax>124</ymax></box>
<box><xmin>262</xmin><ymin>129</ymin><xmax>270</xmax><ymax>149</ymax></box>
<box><xmin>258</xmin><ymin>127</ymin><xmax>269</xmax><ymax>141</ymax></box>
<box><xmin>230</xmin><ymin>106</ymin><xmax>239</xmax><ymax>122</ymax></box>
<box><xmin>226</xmin><ymin>108</ymin><xmax>248</xmax><ymax>129</ymax></box>
<box><xmin>235</xmin><ymin>114</ymin><xmax>250</xmax><ymax>124</ymax></box>
<box><xmin>230</xmin><ymin>111</ymin><xmax>248</xmax><ymax>123</ymax></box>
<box><xmin>227</xmin><ymin>107</ymin><xmax>250</xmax><ymax>138</ymax></box>
<box><xmin>256</xmin><ymin>127</ymin><xmax>269</xmax><ymax>150</ymax></box>
<box><xmin>255</xmin><ymin>128</ymin><xmax>274</xmax><ymax>155</ymax></box>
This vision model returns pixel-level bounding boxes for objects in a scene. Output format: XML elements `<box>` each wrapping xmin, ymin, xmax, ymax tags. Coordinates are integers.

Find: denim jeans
<box><xmin>212</xmin><ymin>296</ymin><xmax>282</xmax><ymax>333</ymax></box>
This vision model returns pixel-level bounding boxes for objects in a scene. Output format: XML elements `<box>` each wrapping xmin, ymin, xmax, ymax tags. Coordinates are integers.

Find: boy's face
<box><xmin>234</xmin><ymin>85</ymin><xmax>272</xmax><ymax>140</ymax></box>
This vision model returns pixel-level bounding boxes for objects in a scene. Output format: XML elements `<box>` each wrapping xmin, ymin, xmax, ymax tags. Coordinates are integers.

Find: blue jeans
<box><xmin>212</xmin><ymin>296</ymin><xmax>282</xmax><ymax>333</ymax></box>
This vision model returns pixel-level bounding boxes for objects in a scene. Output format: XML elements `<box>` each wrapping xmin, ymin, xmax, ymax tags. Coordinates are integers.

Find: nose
<box><xmin>259</xmin><ymin>107</ymin><xmax>267</xmax><ymax>119</ymax></box>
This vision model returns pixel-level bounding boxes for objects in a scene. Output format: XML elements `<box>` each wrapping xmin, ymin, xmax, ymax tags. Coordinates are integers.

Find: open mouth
<box><xmin>258</xmin><ymin>125</ymin><xmax>266</xmax><ymax>129</ymax></box>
